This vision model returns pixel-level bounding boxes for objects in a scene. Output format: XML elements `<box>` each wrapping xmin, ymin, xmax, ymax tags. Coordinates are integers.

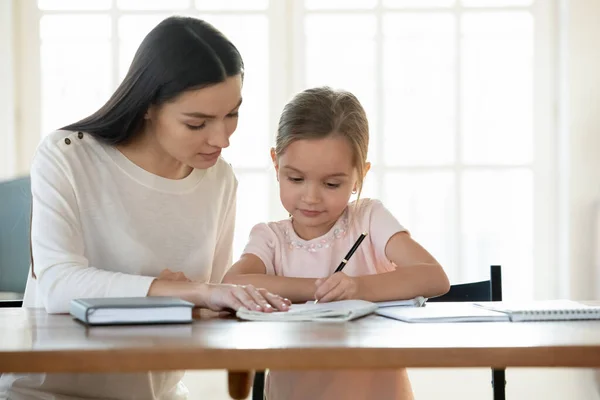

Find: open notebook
<box><xmin>474</xmin><ymin>300</ymin><xmax>600</xmax><ymax>322</ymax></box>
<box><xmin>376</xmin><ymin>303</ymin><xmax>510</xmax><ymax>323</ymax></box>
<box><xmin>236</xmin><ymin>297</ymin><xmax>426</xmax><ymax>322</ymax></box>
<box><xmin>236</xmin><ymin>299</ymin><xmax>378</xmax><ymax>322</ymax></box>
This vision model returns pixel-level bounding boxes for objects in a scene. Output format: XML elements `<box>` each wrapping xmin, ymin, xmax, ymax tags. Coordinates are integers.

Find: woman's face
<box><xmin>146</xmin><ymin>74</ymin><xmax>243</xmax><ymax>170</ymax></box>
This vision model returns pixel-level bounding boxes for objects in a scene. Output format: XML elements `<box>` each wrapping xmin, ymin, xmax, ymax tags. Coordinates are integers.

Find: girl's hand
<box><xmin>201</xmin><ymin>283</ymin><xmax>291</xmax><ymax>313</ymax></box>
<box><xmin>157</xmin><ymin>268</ymin><xmax>192</xmax><ymax>282</ymax></box>
<box><xmin>314</xmin><ymin>272</ymin><xmax>359</xmax><ymax>303</ymax></box>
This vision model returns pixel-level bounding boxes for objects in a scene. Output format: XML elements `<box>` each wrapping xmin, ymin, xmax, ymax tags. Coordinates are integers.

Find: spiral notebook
<box><xmin>376</xmin><ymin>296</ymin><xmax>427</xmax><ymax>308</ymax></box>
<box><xmin>473</xmin><ymin>300</ymin><xmax>600</xmax><ymax>322</ymax></box>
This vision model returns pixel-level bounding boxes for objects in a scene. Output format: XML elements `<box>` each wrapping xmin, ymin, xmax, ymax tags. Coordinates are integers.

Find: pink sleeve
<box><xmin>241</xmin><ymin>223</ymin><xmax>278</xmax><ymax>275</ymax></box>
<box><xmin>365</xmin><ymin>199</ymin><xmax>407</xmax><ymax>262</ymax></box>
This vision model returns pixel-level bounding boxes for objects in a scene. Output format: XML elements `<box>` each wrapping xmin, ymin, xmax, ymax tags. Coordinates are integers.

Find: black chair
<box><xmin>252</xmin><ymin>265</ymin><xmax>506</xmax><ymax>400</ymax></box>
<box><xmin>252</xmin><ymin>371</ymin><xmax>265</xmax><ymax>400</ymax></box>
<box><xmin>428</xmin><ymin>264</ymin><xmax>505</xmax><ymax>400</ymax></box>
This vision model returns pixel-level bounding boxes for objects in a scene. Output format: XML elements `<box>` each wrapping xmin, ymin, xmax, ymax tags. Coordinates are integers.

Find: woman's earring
<box><xmin>352</xmin><ymin>189</ymin><xmax>358</xmax><ymax>194</ymax></box>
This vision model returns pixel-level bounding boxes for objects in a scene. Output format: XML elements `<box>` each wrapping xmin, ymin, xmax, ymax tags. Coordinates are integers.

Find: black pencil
<box><xmin>334</xmin><ymin>232</ymin><xmax>368</xmax><ymax>273</ymax></box>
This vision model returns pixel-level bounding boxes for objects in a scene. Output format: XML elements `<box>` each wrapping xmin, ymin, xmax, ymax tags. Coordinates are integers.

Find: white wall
<box><xmin>405</xmin><ymin>0</ymin><xmax>600</xmax><ymax>398</ymax></box>
<box><xmin>0</xmin><ymin>0</ymin><xmax>16</xmax><ymax>180</ymax></box>
<box><xmin>564</xmin><ymin>0</ymin><xmax>600</xmax><ymax>394</ymax></box>
<box><xmin>566</xmin><ymin>0</ymin><xmax>600</xmax><ymax>301</ymax></box>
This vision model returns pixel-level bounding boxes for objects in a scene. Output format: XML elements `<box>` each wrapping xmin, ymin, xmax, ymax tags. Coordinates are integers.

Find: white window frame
<box><xmin>14</xmin><ymin>0</ymin><xmax>560</xmax><ymax>299</ymax></box>
<box><xmin>289</xmin><ymin>1</ymin><xmax>559</xmax><ymax>298</ymax></box>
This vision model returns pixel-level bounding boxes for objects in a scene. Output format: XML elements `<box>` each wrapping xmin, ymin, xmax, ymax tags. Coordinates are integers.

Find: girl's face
<box><xmin>146</xmin><ymin>74</ymin><xmax>243</xmax><ymax>170</ymax></box>
<box><xmin>272</xmin><ymin>136</ymin><xmax>363</xmax><ymax>240</ymax></box>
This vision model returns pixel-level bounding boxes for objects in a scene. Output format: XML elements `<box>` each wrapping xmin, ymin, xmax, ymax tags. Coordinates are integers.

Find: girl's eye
<box><xmin>288</xmin><ymin>177</ymin><xmax>303</xmax><ymax>183</ymax></box>
<box><xmin>227</xmin><ymin>112</ymin><xmax>239</xmax><ymax>118</ymax></box>
<box><xmin>325</xmin><ymin>182</ymin><xmax>341</xmax><ymax>188</ymax></box>
<box><xmin>186</xmin><ymin>122</ymin><xmax>206</xmax><ymax>130</ymax></box>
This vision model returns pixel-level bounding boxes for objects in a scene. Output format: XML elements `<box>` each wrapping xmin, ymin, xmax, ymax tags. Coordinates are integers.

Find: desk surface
<box><xmin>1</xmin><ymin>306</ymin><xmax>600</xmax><ymax>373</ymax></box>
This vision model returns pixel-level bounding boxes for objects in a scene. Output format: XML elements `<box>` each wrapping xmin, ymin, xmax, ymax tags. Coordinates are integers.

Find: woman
<box><xmin>0</xmin><ymin>16</ymin><xmax>289</xmax><ymax>400</ymax></box>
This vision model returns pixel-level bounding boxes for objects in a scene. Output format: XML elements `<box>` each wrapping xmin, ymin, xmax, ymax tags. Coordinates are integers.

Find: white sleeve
<box><xmin>211</xmin><ymin>178</ymin><xmax>237</xmax><ymax>283</ymax></box>
<box><xmin>30</xmin><ymin>139</ymin><xmax>155</xmax><ymax>314</ymax></box>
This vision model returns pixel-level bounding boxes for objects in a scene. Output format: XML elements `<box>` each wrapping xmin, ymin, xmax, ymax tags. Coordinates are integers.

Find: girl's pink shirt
<box><xmin>242</xmin><ymin>198</ymin><xmax>414</xmax><ymax>400</ymax></box>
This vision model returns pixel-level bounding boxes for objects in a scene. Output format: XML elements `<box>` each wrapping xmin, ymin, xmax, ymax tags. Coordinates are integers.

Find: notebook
<box><xmin>376</xmin><ymin>296</ymin><xmax>427</xmax><ymax>308</ymax></box>
<box><xmin>236</xmin><ymin>299</ymin><xmax>378</xmax><ymax>322</ymax></box>
<box><xmin>375</xmin><ymin>303</ymin><xmax>510</xmax><ymax>323</ymax></box>
<box><xmin>70</xmin><ymin>297</ymin><xmax>194</xmax><ymax>326</ymax></box>
<box><xmin>474</xmin><ymin>300</ymin><xmax>600</xmax><ymax>322</ymax></box>
<box><xmin>303</xmin><ymin>296</ymin><xmax>426</xmax><ymax>308</ymax></box>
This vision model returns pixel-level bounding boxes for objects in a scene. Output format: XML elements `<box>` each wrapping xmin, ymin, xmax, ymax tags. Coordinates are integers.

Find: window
<box><xmin>23</xmin><ymin>0</ymin><xmax>555</xmax><ymax>300</ymax></box>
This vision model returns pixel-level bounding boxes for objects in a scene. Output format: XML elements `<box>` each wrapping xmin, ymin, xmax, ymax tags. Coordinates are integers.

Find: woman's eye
<box><xmin>288</xmin><ymin>177</ymin><xmax>303</xmax><ymax>183</ymax></box>
<box><xmin>325</xmin><ymin>182</ymin><xmax>341</xmax><ymax>188</ymax></box>
<box><xmin>227</xmin><ymin>112</ymin><xmax>239</xmax><ymax>118</ymax></box>
<box><xmin>186</xmin><ymin>122</ymin><xmax>206</xmax><ymax>130</ymax></box>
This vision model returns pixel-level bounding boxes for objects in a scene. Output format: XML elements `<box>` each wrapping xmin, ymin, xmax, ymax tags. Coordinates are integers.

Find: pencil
<box><xmin>314</xmin><ymin>232</ymin><xmax>368</xmax><ymax>303</ymax></box>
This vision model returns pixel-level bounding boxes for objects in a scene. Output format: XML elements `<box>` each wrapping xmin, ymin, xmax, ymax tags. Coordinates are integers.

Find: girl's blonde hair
<box><xmin>274</xmin><ymin>87</ymin><xmax>369</xmax><ymax>197</ymax></box>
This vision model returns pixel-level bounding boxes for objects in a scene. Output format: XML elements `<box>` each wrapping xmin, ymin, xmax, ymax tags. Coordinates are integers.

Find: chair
<box><xmin>0</xmin><ymin>176</ymin><xmax>31</xmax><ymax>308</ymax></box>
<box><xmin>252</xmin><ymin>265</ymin><xmax>506</xmax><ymax>400</ymax></box>
<box><xmin>428</xmin><ymin>264</ymin><xmax>505</xmax><ymax>400</ymax></box>
<box><xmin>252</xmin><ymin>370</ymin><xmax>265</xmax><ymax>400</ymax></box>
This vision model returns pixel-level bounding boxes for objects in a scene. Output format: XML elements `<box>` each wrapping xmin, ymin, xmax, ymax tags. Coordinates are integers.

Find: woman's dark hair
<box><xmin>30</xmin><ymin>17</ymin><xmax>243</xmax><ymax>279</ymax></box>
<box><xmin>61</xmin><ymin>16</ymin><xmax>244</xmax><ymax>145</ymax></box>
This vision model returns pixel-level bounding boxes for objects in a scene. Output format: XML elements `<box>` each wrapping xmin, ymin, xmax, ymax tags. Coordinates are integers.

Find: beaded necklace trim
<box><xmin>283</xmin><ymin>213</ymin><xmax>349</xmax><ymax>252</ymax></box>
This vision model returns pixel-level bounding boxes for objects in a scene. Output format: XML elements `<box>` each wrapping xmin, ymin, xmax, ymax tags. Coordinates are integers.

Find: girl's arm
<box><xmin>315</xmin><ymin>232</ymin><xmax>450</xmax><ymax>303</ymax></box>
<box><xmin>222</xmin><ymin>254</ymin><xmax>317</xmax><ymax>303</ymax></box>
<box><xmin>359</xmin><ymin>231</ymin><xmax>450</xmax><ymax>300</ymax></box>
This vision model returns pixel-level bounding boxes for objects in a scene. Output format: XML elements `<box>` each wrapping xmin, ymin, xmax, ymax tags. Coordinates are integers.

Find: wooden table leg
<box><xmin>228</xmin><ymin>370</ymin><xmax>253</xmax><ymax>399</ymax></box>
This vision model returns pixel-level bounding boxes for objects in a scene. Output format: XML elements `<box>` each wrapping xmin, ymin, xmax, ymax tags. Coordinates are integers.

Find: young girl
<box><xmin>223</xmin><ymin>87</ymin><xmax>450</xmax><ymax>399</ymax></box>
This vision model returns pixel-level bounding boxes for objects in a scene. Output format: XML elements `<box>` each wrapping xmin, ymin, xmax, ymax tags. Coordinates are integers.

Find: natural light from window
<box><xmin>35</xmin><ymin>0</ymin><xmax>540</xmax><ymax>300</ymax></box>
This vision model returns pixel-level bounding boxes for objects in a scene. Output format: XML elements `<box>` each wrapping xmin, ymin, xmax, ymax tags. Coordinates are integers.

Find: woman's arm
<box><xmin>222</xmin><ymin>254</ymin><xmax>316</xmax><ymax>303</ymax></box>
<box><xmin>210</xmin><ymin>174</ymin><xmax>237</xmax><ymax>284</ymax></box>
<box><xmin>31</xmin><ymin>138</ymin><xmax>159</xmax><ymax>313</ymax></box>
<box><xmin>147</xmin><ymin>278</ymin><xmax>289</xmax><ymax>312</ymax></box>
<box><xmin>31</xmin><ymin>136</ymin><xmax>288</xmax><ymax>313</ymax></box>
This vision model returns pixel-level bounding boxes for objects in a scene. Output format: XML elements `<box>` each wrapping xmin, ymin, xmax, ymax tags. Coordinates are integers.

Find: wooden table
<box><xmin>1</xmin><ymin>307</ymin><xmax>600</xmax><ymax>399</ymax></box>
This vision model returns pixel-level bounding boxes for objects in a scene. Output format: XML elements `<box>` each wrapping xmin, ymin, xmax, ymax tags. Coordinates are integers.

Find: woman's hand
<box><xmin>150</xmin><ymin>271</ymin><xmax>291</xmax><ymax>313</ymax></box>
<box><xmin>157</xmin><ymin>268</ymin><xmax>191</xmax><ymax>282</ymax></box>
<box><xmin>200</xmin><ymin>283</ymin><xmax>291</xmax><ymax>313</ymax></box>
<box><xmin>314</xmin><ymin>272</ymin><xmax>359</xmax><ymax>303</ymax></box>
